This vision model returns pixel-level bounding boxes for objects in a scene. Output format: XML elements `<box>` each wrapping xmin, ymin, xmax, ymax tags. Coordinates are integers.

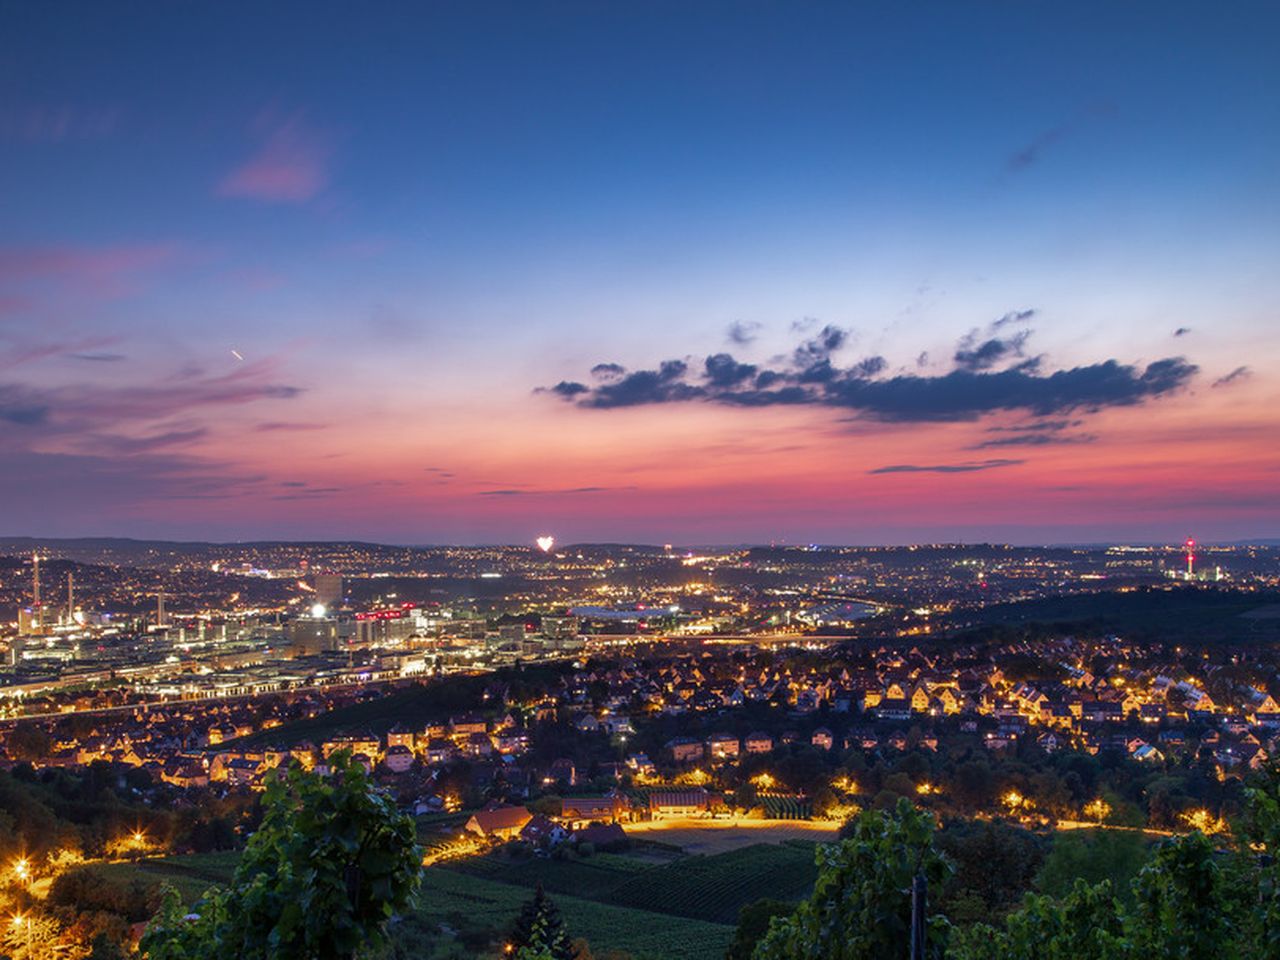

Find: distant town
<box><xmin>4</xmin><ymin>537</ymin><xmax>1280</xmax><ymax>957</ymax></box>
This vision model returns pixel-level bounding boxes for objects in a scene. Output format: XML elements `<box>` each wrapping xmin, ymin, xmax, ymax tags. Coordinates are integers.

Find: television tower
<box><xmin>31</xmin><ymin>552</ymin><xmax>41</xmax><ymax>630</ymax></box>
<box><xmin>1185</xmin><ymin>537</ymin><xmax>1196</xmax><ymax>581</ymax></box>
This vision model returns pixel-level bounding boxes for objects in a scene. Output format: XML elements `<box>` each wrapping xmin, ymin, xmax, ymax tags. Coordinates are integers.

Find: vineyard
<box><xmin>446</xmin><ymin>849</ymin><xmax>651</xmax><ymax>899</ymax></box>
<box><xmin>419</xmin><ymin>866</ymin><xmax>735</xmax><ymax>960</ymax></box>
<box><xmin>757</xmin><ymin>791</ymin><xmax>813</xmax><ymax>820</ymax></box>
<box><xmin>602</xmin><ymin>841</ymin><xmax>819</xmax><ymax>923</ymax></box>
<box><xmin>89</xmin><ymin>851</ymin><xmax>240</xmax><ymax>903</ymax></box>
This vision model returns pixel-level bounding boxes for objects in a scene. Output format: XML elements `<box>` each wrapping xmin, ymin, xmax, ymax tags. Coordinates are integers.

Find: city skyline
<box><xmin>2</xmin><ymin>2</ymin><xmax>1278</xmax><ymax>544</ymax></box>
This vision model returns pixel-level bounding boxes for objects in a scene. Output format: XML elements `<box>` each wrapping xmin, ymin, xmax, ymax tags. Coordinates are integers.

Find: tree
<box><xmin>140</xmin><ymin>753</ymin><xmax>420</xmax><ymax>960</ymax></box>
<box><xmin>726</xmin><ymin>899</ymin><xmax>794</xmax><ymax>960</ymax></box>
<box><xmin>948</xmin><ymin>879</ymin><xmax>1125</xmax><ymax>960</ymax></box>
<box><xmin>1034</xmin><ymin>829</ymin><xmax>1149</xmax><ymax>906</ymax></box>
<box><xmin>754</xmin><ymin>799</ymin><xmax>952</xmax><ymax>960</ymax></box>
<box><xmin>1239</xmin><ymin>761</ymin><xmax>1280</xmax><ymax>958</ymax></box>
<box><xmin>936</xmin><ymin>820</ymin><xmax>1044</xmax><ymax>922</ymax></box>
<box><xmin>508</xmin><ymin>885</ymin><xmax>573</xmax><ymax>960</ymax></box>
<box><xmin>1127</xmin><ymin>832</ymin><xmax>1240</xmax><ymax>960</ymax></box>
<box><xmin>1</xmin><ymin>913</ymin><xmax>89</xmax><ymax>960</ymax></box>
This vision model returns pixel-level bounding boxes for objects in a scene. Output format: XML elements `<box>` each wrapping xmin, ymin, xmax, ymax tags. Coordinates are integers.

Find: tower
<box><xmin>66</xmin><ymin>571</ymin><xmax>74</xmax><ymax>624</ymax></box>
<box><xmin>156</xmin><ymin>591</ymin><xmax>167</xmax><ymax>628</ymax></box>
<box><xmin>31</xmin><ymin>552</ymin><xmax>41</xmax><ymax>630</ymax></box>
<box><xmin>1184</xmin><ymin>538</ymin><xmax>1196</xmax><ymax>581</ymax></box>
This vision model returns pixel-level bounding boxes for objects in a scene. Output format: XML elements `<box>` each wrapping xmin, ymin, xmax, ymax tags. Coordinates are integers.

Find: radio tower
<box><xmin>31</xmin><ymin>552</ymin><xmax>41</xmax><ymax>629</ymax></box>
<box><xmin>1184</xmin><ymin>537</ymin><xmax>1196</xmax><ymax>581</ymax></box>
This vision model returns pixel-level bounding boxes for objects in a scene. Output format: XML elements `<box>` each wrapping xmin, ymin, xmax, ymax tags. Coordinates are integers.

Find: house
<box><xmin>875</xmin><ymin>698</ymin><xmax>911</xmax><ymax>722</ymax></box>
<box><xmin>560</xmin><ymin>792</ymin><xmax>632</xmax><ymax>829</ymax></box>
<box><xmin>666</xmin><ymin>737</ymin><xmax>705</xmax><ymax>764</ymax></box>
<box><xmin>572</xmin><ymin>822</ymin><xmax>628</xmax><ymax>850</ymax></box>
<box><xmin>519</xmin><ymin>814</ymin><xmax>569</xmax><ymax>847</ymax></box>
<box><xmin>424</xmin><ymin>738</ymin><xmax>455</xmax><ymax>764</ymax></box>
<box><xmin>707</xmin><ymin>733</ymin><xmax>740</xmax><ymax>759</ymax></box>
<box><xmin>383</xmin><ymin>744</ymin><xmax>415</xmax><ymax>773</ymax></box>
<box><xmin>811</xmin><ymin>727</ymin><xmax>834</xmax><ymax>750</ymax></box>
<box><xmin>465</xmin><ymin>803</ymin><xmax>532</xmax><ymax>840</ymax></box>
<box><xmin>649</xmin><ymin>788</ymin><xmax>710</xmax><ymax>819</ymax></box>
<box><xmin>450</xmin><ymin>715</ymin><xmax>488</xmax><ymax>738</ymax></box>
<box><xmin>744</xmin><ymin>732</ymin><xmax>774</xmax><ymax>754</ymax></box>
<box><xmin>386</xmin><ymin>725</ymin><xmax>415</xmax><ymax>750</ymax></box>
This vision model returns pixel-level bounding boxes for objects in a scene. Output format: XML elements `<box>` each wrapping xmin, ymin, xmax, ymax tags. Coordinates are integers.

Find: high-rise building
<box><xmin>313</xmin><ymin>573</ymin><xmax>344</xmax><ymax>606</ymax></box>
<box><xmin>289</xmin><ymin>607</ymin><xmax>339</xmax><ymax>656</ymax></box>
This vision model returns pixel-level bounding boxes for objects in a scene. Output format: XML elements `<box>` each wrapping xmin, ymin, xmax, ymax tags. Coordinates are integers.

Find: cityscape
<box><xmin>3</xmin><ymin>3</ymin><xmax>1280</xmax><ymax>960</ymax></box>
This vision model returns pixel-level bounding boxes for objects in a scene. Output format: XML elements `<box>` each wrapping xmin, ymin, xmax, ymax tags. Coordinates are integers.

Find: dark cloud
<box><xmin>1212</xmin><ymin>366</ymin><xmax>1250</xmax><ymax>388</ymax></box>
<box><xmin>254</xmin><ymin>421</ymin><xmax>326</xmax><ymax>432</ymax></box>
<box><xmin>590</xmin><ymin>362</ymin><xmax>626</xmax><ymax>380</ymax></box>
<box><xmin>580</xmin><ymin>359</ymin><xmax>705</xmax><ymax>409</ymax></box>
<box><xmin>988</xmin><ymin>418</ymin><xmax>1082</xmax><ymax>434</ymax></box>
<box><xmin>704</xmin><ymin>353</ymin><xmax>757</xmax><ymax>387</ymax></box>
<box><xmin>0</xmin><ymin>449</ymin><xmax>265</xmax><ymax>512</ymax></box>
<box><xmin>0</xmin><ymin>386</ymin><xmax>50</xmax><ymax>425</ymax></box>
<box><xmin>68</xmin><ymin>352</ymin><xmax>127</xmax><ymax>362</ymax></box>
<box><xmin>544</xmin><ymin>325</ymin><xmax>1200</xmax><ymax>424</ymax></box>
<box><xmin>972</xmin><ymin>432</ymin><xmax>1097</xmax><ymax>449</ymax></box>
<box><xmin>85</xmin><ymin>428</ymin><xmax>209</xmax><ymax>454</ymax></box>
<box><xmin>794</xmin><ymin>324</ymin><xmax>847</xmax><ymax>367</ymax></box>
<box><xmin>549</xmin><ymin>380</ymin><xmax>589</xmax><ymax>398</ymax></box>
<box><xmin>992</xmin><ymin>309</ymin><xmax>1036</xmax><ymax>329</ymax></box>
<box><xmin>727</xmin><ymin>320</ymin><xmax>762</xmax><ymax>345</ymax></box>
<box><xmin>1174</xmin><ymin>327</ymin><xmax>1192</xmax><ymax>337</ymax></box>
<box><xmin>853</xmin><ymin>356</ymin><xmax>888</xmax><ymax>379</ymax></box>
<box><xmin>1006</xmin><ymin>103</ymin><xmax>1114</xmax><ymax>172</ymax></box>
<box><xmin>953</xmin><ymin>328</ymin><xmax>1033</xmax><ymax>372</ymax></box>
<box><xmin>478</xmin><ymin>485</ymin><xmax>627</xmax><ymax>497</ymax></box>
<box><xmin>869</xmin><ymin>458</ymin><xmax>1024</xmax><ymax>475</ymax></box>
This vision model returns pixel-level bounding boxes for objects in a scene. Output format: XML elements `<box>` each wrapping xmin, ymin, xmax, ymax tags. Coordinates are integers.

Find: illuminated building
<box><xmin>288</xmin><ymin>605</ymin><xmax>339</xmax><ymax>656</ymax></box>
<box><xmin>313</xmin><ymin>573</ymin><xmax>343</xmax><ymax>606</ymax></box>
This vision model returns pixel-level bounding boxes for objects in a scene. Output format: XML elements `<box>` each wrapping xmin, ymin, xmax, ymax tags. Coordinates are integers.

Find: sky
<box><xmin>1</xmin><ymin>1</ymin><xmax>1277</xmax><ymax>545</ymax></box>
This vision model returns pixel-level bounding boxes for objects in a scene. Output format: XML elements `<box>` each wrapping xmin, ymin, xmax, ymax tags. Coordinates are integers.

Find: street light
<box><xmin>12</xmin><ymin>858</ymin><xmax>29</xmax><ymax>882</ymax></box>
<box><xmin>10</xmin><ymin>914</ymin><xmax>31</xmax><ymax>959</ymax></box>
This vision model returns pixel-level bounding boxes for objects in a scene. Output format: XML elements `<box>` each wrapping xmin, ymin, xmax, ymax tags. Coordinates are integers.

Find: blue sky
<box><xmin>1</xmin><ymin>2</ymin><xmax>1277</xmax><ymax>542</ymax></box>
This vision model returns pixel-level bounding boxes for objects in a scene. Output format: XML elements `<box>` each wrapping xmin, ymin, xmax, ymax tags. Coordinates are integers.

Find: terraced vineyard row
<box><xmin>604</xmin><ymin>842</ymin><xmax>819</xmax><ymax>924</ymax></box>
<box><xmin>420</xmin><ymin>866</ymin><xmax>733</xmax><ymax>960</ymax></box>
<box><xmin>447</xmin><ymin>849</ymin><xmax>648</xmax><ymax>899</ymax></box>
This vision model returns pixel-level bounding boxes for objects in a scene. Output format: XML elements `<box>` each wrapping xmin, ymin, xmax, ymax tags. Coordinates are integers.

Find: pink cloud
<box><xmin>0</xmin><ymin>104</ymin><xmax>121</xmax><ymax>143</ymax></box>
<box><xmin>0</xmin><ymin>244</ymin><xmax>177</xmax><ymax>298</ymax></box>
<box><xmin>219</xmin><ymin>114</ymin><xmax>332</xmax><ymax>203</ymax></box>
